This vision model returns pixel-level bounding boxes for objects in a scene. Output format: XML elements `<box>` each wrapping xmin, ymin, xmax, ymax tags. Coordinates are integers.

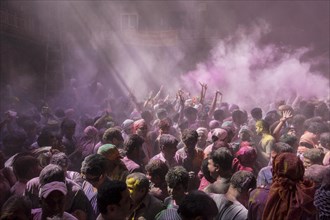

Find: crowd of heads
<box><xmin>0</xmin><ymin>85</ymin><xmax>330</xmax><ymax>220</ymax></box>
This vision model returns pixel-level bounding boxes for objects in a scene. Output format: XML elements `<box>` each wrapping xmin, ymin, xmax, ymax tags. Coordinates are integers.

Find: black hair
<box><xmin>81</xmin><ymin>154</ymin><xmax>107</xmax><ymax>177</ymax></box>
<box><xmin>315</xmin><ymin>102</ymin><xmax>330</xmax><ymax>120</ymax></box>
<box><xmin>2</xmin><ymin>132</ymin><xmax>26</xmax><ymax>157</ymax></box>
<box><xmin>251</xmin><ymin>107</ymin><xmax>262</xmax><ymax>120</ymax></box>
<box><xmin>20</xmin><ymin>119</ymin><xmax>37</xmax><ymax>132</ymax></box>
<box><xmin>264</xmin><ymin>111</ymin><xmax>280</xmax><ymax>127</ymax></box>
<box><xmin>292</xmin><ymin>114</ymin><xmax>306</xmax><ymax>131</ymax></box>
<box><xmin>165</xmin><ymin>166</ymin><xmax>189</xmax><ymax>190</ymax></box>
<box><xmin>156</xmin><ymin>108</ymin><xmax>168</xmax><ymax>120</ymax></box>
<box><xmin>320</xmin><ymin>132</ymin><xmax>330</xmax><ymax>149</ymax></box>
<box><xmin>303</xmin><ymin>148</ymin><xmax>324</xmax><ymax>165</ymax></box>
<box><xmin>54</xmin><ymin>108</ymin><xmax>65</xmax><ymax>118</ymax></box>
<box><xmin>13</xmin><ymin>155</ymin><xmax>39</xmax><ymax>180</ymax></box>
<box><xmin>37</xmin><ymin>128</ymin><xmax>58</xmax><ymax>147</ymax></box>
<box><xmin>50</xmin><ymin>152</ymin><xmax>70</xmax><ymax>169</ymax></box>
<box><xmin>158</xmin><ymin>118</ymin><xmax>171</xmax><ymax>131</ymax></box>
<box><xmin>60</xmin><ymin>118</ymin><xmax>76</xmax><ymax>130</ymax></box>
<box><xmin>184</xmin><ymin>107</ymin><xmax>197</xmax><ymax>116</ymax></box>
<box><xmin>279</xmin><ymin>134</ymin><xmax>298</xmax><ymax>148</ymax></box>
<box><xmin>201</xmin><ymin>159</ymin><xmax>215</xmax><ymax>183</ymax></box>
<box><xmin>304</xmin><ymin>164</ymin><xmax>328</xmax><ymax>186</ymax></box>
<box><xmin>178</xmin><ymin>190</ymin><xmax>218</xmax><ymax>220</ymax></box>
<box><xmin>125</xmin><ymin>134</ymin><xmax>144</xmax><ymax>155</ymax></box>
<box><xmin>0</xmin><ymin>195</ymin><xmax>32</xmax><ymax>220</ymax></box>
<box><xmin>145</xmin><ymin>159</ymin><xmax>169</xmax><ymax>180</ymax></box>
<box><xmin>141</xmin><ymin>110</ymin><xmax>153</xmax><ymax>122</ymax></box>
<box><xmin>159</xmin><ymin>134</ymin><xmax>178</xmax><ymax>151</ymax></box>
<box><xmin>103</xmin><ymin>128</ymin><xmax>123</xmax><ymax>143</ymax></box>
<box><xmin>271</xmin><ymin>142</ymin><xmax>294</xmax><ymax>154</ymax></box>
<box><xmin>232</xmin><ymin>109</ymin><xmax>245</xmax><ymax>124</ymax></box>
<box><xmin>230</xmin><ymin>170</ymin><xmax>256</xmax><ymax>193</ymax></box>
<box><xmin>302</xmin><ymin>102</ymin><xmax>315</xmax><ymax>119</ymax></box>
<box><xmin>306</xmin><ymin>122</ymin><xmax>329</xmax><ymax>135</ymax></box>
<box><xmin>210</xmin><ymin>148</ymin><xmax>233</xmax><ymax>173</ymax></box>
<box><xmin>213</xmin><ymin>109</ymin><xmax>225</xmax><ymax>121</ymax></box>
<box><xmin>181</xmin><ymin>129</ymin><xmax>198</xmax><ymax>145</ymax></box>
<box><xmin>178</xmin><ymin>120</ymin><xmax>189</xmax><ymax>131</ymax></box>
<box><xmin>39</xmin><ymin>164</ymin><xmax>65</xmax><ymax>186</ymax></box>
<box><xmin>97</xmin><ymin>180</ymin><xmax>127</xmax><ymax>215</ymax></box>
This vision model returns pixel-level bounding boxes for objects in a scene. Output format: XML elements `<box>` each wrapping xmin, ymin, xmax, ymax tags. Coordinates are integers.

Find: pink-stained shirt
<box><xmin>150</xmin><ymin>153</ymin><xmax>178</xmax><ymax>168</ymax></box>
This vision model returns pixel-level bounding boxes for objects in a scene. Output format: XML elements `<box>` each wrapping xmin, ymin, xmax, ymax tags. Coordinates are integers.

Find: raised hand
<box><xmin>177</xmin><ymin>89</ymin><xmax>185</xmax><ymax>104</ymax></box>
<box><xmin>281</xmin><ymin>110</ymin><xmax>293</xmax><ymax>122</ymax></box>
<box><xmin>199</xmin><ymin>82</ymin><xmax>208</xmax><ymax>90</ymax></box>
<box><xmin>148</xmin><ymin>91</ymin><xmax>154</xmax><ymax>100</ymax></box>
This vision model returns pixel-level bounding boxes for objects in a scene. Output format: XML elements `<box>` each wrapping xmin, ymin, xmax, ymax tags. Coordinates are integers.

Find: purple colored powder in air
<box><xmin>180</xmin><ymin>21</ymin><xmax>329</xmax><ymax>110</ymax></box>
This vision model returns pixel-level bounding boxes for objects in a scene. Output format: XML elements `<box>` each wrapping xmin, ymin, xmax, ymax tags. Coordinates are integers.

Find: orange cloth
<box><xmin>299</xmin><ymin>131</ymin><xmax>318</xmax><ymax>148</ymax></box>
<box><xmin>262</xmin><ymin>153</ymin><xmax>316</xmax><ymax>220</ymax></box>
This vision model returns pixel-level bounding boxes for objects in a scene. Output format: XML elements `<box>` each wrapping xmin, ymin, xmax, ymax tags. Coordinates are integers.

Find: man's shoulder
<box><xmin>263</xmin><ymin>134</ymin><xmax>275</xmax><ymax>142</ymax></box>
<box><xmin>151</xmin><ymin>153</ymin><xmax>164</xmax><ymax>161</ymax></box>
<box><xmin>66</xmin><ymin>178</ymin><xmax>82</xmax><ymax>191</ymax></box>
<box><xmin>146</xmin><ymin>193</ymin><xmax>163</xmax><ymax>206</ymax></box>
<box><xmin>215</xmin><ymin>197</ymin><xmax>247</xmax><ymax>220</ymax></box>
<box><xmin>259</xmin><ymin>166</ymin><xmax>272</xmax><ymax>173</ymax></box>
<box><xmin>176</xmin><ymin>148</ymin><xmax>185</xmax><ymax>153</ymax></box>
<box><xmin>63</xmin><ymin>211</ymin><xmax>79</xmax><ymax>220</ymax></box>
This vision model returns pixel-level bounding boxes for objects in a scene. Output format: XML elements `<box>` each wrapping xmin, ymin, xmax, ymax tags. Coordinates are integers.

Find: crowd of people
<box><xmin>0</xmin><ymin>83</ymin><xmax>329</xmax><ymax>220</ymax></box>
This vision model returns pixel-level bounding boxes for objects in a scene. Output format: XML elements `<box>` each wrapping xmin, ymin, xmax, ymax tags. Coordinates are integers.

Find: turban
<box><xmin>133</xmin><ymin>119</ymin><xmax>147</xmax><ymax>132</ymax></box>
<box><xmin>299</xmin><ymin>131</ymin><xmax>318</xmax><ymax>148</ymax></box>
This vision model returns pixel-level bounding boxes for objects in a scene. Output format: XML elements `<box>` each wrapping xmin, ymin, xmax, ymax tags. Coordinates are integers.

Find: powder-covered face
<box><xmin>255</xmin><ymin>121</ymin><xmax>264</xmax><ymax>135</ymax></box>
<box><xmin>126</xmin><ymin>177</ymin><xmax>145</xmax><ymax>203</ymax></box>
<box><xmin>136</xmin><ymin>125</ymin><xmax>148</xmax><ymax>137</ymax></box>
<box><xmin>126</xmin><ymin>177</ymin><xmax>140</xmax><ymax>195</ymax></box>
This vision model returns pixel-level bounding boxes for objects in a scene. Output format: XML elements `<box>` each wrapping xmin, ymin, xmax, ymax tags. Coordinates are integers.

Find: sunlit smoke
<box><xmin>1</xmin><ymin>1</ymin><xmax>329</xmax><ymax>116</ymax></box>
<box><xmin>181</xmin><ymin>20</ymin><xmax>329</xmax><ymax>110</ymax></box>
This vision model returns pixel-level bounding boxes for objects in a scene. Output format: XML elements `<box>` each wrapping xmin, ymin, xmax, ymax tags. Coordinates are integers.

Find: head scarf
<box><xmin>133</xmin><ymin>119</ymin><xmax>147</xmax><ymax>133</ymax></box>
<box><xmin>39</xmin><ymin>181</ymin><xmax>67</xmax><ymax>198</ymax></box>
<box><xmin>78</xmin><ymin>126</ymin><xmax>99</xmax><ymax>157</ymax></box>
<box><xmin>262</xmin><ymin>153</ymin><xmax>316</xmax><ymax>220</ymax></box>
<box><xmin>299</xmin><ymin>131</ymin><xmax>318</xmax><ymax>148</ymax></box>
<box><xmin>232</xmin><ymin>144</ymin><xmax>257</xmax><ymax>172</ymax></box>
